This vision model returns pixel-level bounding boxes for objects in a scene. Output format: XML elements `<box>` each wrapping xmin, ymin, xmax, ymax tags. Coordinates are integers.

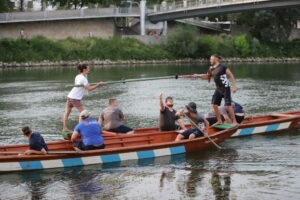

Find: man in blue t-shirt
<box><xmin>71</xmin><ymin>110</ymin><xmax>105</xmax><ymax>151</ymax></box>
<box><xmin>21</xmin><ymin>126</ymin><xmax>48</xmax><ymax>155</ymax></box>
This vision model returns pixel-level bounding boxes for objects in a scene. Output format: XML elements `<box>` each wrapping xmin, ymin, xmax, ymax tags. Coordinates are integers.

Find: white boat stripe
<box><xmin>253</xmin><ymin>126</ymin><xmax>268</xmax><ymax>134</ymax></box>
<box><xmin>154</xmin><ymin>148</ymin><xmax>171</xmax><ymax>157</ymax></box>
<box><xmin>41</xmin><ymin>159</ymin><xmax>64</xmax><ymax>169</ymax></box>
<box><xmin>81</xmin><ymin>156</ymin><xmax>102</xmax><ymax>165</ymax></box>
<box><xmin>119</xmin><ymin>152</ymin><xmax>138</xmax><ymax>161</ymax></box>
<box><xmin>278</xmin><ymin>122</ymin><xmax>291</xmax><ymax>130</ymax></box>
<box><xmin>0</xmin><ymin>162</ymin><xmax>22</xmax><ymax>171</ymax></box>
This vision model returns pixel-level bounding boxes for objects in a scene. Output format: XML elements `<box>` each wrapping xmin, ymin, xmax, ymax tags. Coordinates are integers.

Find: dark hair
<box><xmin>22</xmin><ymin>126</ymin><xmax>32</xmax><ymax>136</ymax></box>
<box><xmin>77</xmin><ymin>63</ymin><xmax>88</xmax><ymax>73</ymax></box>
<box><xmin>211</xmin><ymin>54</ymin><xmax>222</xmax><ymax>60</ymax></box>
<box><xmin>109</xmin><ymin>99</ymin><xmax>117</xmax><ymax>105</ymax></box>
<box><xmin>165</xmin><ymin>96</ymin><xmax>173</xmax><ymax>103</ymax></box>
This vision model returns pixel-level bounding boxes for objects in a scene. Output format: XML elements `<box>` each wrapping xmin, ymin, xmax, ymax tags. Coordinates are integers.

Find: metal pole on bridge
<box><xmin>140</xmin><ymin>0</ymin><xmax>146</xmax><ymax>35</ymax></box>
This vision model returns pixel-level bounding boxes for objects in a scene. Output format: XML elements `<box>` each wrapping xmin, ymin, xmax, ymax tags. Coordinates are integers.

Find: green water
<box><xmin>0</xmin><ymin>63</ymin><xmax>300</xmax><ymax>199</ymax></box>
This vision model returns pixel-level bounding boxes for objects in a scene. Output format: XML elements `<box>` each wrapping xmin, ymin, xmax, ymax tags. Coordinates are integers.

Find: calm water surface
<box><xmin>0</xmin><ymin>63</ymin><xmax>300</xmax><ymax>199</ymax></box>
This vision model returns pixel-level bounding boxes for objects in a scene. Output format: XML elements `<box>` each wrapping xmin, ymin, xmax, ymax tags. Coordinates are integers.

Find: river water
<box><xmin>0</xmin><ymin>63</ymin><xmax>299</xmax><ymax>199</ymax></box>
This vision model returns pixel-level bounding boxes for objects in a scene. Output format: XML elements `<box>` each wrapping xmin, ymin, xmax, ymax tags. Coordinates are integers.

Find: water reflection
<box><xmin>0</xmin><ymin>63</ymin><xmax>300</xmax><ymax>199</ymax></box>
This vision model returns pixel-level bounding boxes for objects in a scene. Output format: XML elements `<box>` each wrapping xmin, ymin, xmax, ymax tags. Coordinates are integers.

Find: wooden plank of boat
<box><xmin>0</xmin><ymin>127</ymin><xmax>237</xmax><ymax>173</ymax></box>
<box><xmin>102</xmin><ymin>110</ymin><xmax>300</xmax><ymax>138</ymax></box>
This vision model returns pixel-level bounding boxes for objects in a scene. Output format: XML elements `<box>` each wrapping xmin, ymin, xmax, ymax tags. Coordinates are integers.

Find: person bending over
<box><xmin>21</xmin><ymin>126</ymin><xmax>48</xmax><ymax>155</ymax></box>
<box><xmin>99</xmin><ymin>99</ymin><xmax>134</xmax><ymax>134</ymax></box>
<box><xmin>72</xmin><ymin>110</ymin><xmax>105</xmax><ymax>151</ymax></box>
<box><xmin>175</xmin><ymin>102</ymin><xmax>209</xmax><ymax>141</ymax></box>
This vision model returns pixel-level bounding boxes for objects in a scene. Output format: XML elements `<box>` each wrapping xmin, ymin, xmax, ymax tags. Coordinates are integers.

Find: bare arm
<box><xmin>226</xmin><ymin>68</ymin><xmax>237</xmax><ymax>93</ymax></box>
<box><xmin>176</xmin><ymin>119</ymin><xmax>187</xmax><ymax>130</ymax></box>
<box><xmin>159</xmin><ymin>93</ymin><xmax>165</xmax><ymax>112</ymax></box>
<box><xmin>71</xmin><ymin>131</ymin><xmax>81</xmax><ymax>143</ymax></box>
<box><xmin>84</xmin><ymin>82</ymin><xmax>105</xmax><ymax>91</ymax></box>
<box><xmin>98</xmin><ymin>113</ymin><xmax>104</xmax><ymax>125</ymax></box>
<box><xmin>24</xmin><ymin>149</ymin><xmax>47</xmax><ymax>155</ymax></box>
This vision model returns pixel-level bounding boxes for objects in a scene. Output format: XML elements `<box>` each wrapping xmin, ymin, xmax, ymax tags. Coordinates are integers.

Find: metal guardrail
<box><xmin>0</xmin><ymin>7</ymin><xmax>140</xmax><ymax>23</ymax></box>
<box><xmin>149</xmin><ymin>0</ymin><xmax>271</xmax><ymax>14</ymax></box>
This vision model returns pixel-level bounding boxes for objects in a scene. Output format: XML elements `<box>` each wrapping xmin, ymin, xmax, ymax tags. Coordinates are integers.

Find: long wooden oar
<box><xmin>182</xmin><ymin>112</ymin><xmax>222</xmax><ymax>149</ymax></box>
<box><xmin>65</xmin><ymin>74</ymin><xmax>206</xmax><ymax>88</ymax></box>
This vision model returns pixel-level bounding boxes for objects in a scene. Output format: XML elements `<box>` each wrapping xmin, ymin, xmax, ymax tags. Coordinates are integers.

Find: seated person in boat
<box><xmin>175</xmin><ymin>102</ymin><xmax>209</xmax><ymax>141</ymax></box>
<box><xmin>159</xmin><ymin>93</ymin><xmax>187</xmax><ymax>131</ymax></box>
<box><xmin>21</xmin><ymin>126</ymin><xmax>48</xmax><ymax>155</ymax></box>
<box><xmin>72</xmin><ymin>110</ymin><xmax>105</xmax><ymax>151</ymax></box>
<box><xmin>205</xmin><ymin>101</ymin><xmax>245</xmax><ymax>125</ymax></box>
<box><xmin>98</xmin><ymin>99</ymin><xmax>134</xmax><ymax>134</ymax></box>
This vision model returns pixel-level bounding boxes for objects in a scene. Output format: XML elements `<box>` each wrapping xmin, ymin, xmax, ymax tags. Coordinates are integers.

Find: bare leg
<box><xmin>175</xmin><ymin>134</ymin><xmax>185</xmax><ymax>141</ymax></box>
<box><xmin>73</xmin><ymin>147</ymin><xmax>82</xmax><ymax>152</ymax></box>
<box><xmin>223</xmin><ymin>115</ymin><xmax>232</xmax><ymax>124</ymax></box>
<box><xmin>126</xmin><ymin>130</ymin><xmax>135</xmax><ymax>135</ymax></box>
<box><xmin>225</xmin><ymin>105</ymin><xmax>238</xmax><ymax>126</ymax></box>
<box><xmin>212</xmin><ymin>104</ymin><xmax>223</xmax><ymax>126</ymax></box>
<box><xmin>76</xmin><ymin>106</ymin><xmax>85</xmax><ymax>122</ymax></box>
<box><xmin>189</xmin><ymin>133</ymin><xmax>196</xmax><ymax>140</ymax></box>
<box><xmin>63</xmin><ymin>105</ymin><xmax>73</xmax><ymax>132</ymax></box>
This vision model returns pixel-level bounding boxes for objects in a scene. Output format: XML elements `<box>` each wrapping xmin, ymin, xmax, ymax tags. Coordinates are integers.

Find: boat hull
<box><xmin>0</xmin><ymin>128</ymin><xmax>236</xmax><ymax>173</ymax></box>
<box><xmin>103</xmin><ymin>111</ymin><xmax>300</xmax><ymax>138</ymax></box>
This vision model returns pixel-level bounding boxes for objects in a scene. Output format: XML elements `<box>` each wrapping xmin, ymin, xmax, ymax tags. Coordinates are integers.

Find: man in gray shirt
<box><xmin>98</xmin><ymin>99</ymin><xmax>134</xmax><ymax>134</ymax></box>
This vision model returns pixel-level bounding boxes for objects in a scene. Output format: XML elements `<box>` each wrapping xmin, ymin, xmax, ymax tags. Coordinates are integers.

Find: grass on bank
<box><xmin>0</xmin><ymin>25</ymin><xmax>299</xmax><ymax>63</ymax></box>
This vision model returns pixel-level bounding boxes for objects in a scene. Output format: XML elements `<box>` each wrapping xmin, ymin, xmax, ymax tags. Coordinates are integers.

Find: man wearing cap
<box><xmin>175</xmin><ymin>102</ymin><xmax>209</xmax><ymax>141</ymax></box>
<box><xmin>159</xmin><ymin>93</ymin><xmax>186</xmax><ymax>132</ymax></box>
<box><xmin>201</xmin><ymin>54</ymin><xmax>238</xmax><ymax>126</ymax></box>
<box><xmin>71</xmin><ymin>110</ymin><xmax>105</xmax><ymax>151</ymax></box>
<box><xmin>20</xmin><ymin>126</ymin><xmax>48</xmax><ymax>155</ymax></box>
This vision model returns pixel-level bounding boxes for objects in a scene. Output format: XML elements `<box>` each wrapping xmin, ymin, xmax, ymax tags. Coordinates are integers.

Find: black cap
<box><xmin>186</xmin><ymin>102</ymin><xmax>197</xmax><ymax>113</ymax></box>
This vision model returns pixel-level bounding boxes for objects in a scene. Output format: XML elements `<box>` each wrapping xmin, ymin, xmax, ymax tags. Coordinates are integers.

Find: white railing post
<box><xmin>140</xmin><ymin>0</ymin><xmax>146</xmax><ymax>35</ymax></box>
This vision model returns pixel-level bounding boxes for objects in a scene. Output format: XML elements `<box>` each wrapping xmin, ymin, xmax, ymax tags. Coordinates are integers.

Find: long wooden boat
<box><xmin>0</xmin><ymin>126</ymin><xmax>237</xmax><ymax>173</ymax></box>
<box><xmin>103</xmin><ymin>110</ymin><xmax>300</xmax><ymax>138</ymax></box>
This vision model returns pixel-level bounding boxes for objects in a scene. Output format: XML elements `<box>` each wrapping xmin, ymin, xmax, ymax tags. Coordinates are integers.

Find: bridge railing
<box><xmin>149</xmin><ymin>0</ymin><xmax>269</xmax><ymax>14</ymax></box>
<box><xmin>0</xmin><ymin>7</ymin><xmax>140</xmax><ymax>23</ymax></box>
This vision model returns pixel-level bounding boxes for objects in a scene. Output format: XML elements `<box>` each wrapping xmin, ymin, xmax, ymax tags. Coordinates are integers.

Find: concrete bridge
<box><xmin>148</xmin><ymin>0</ymin><xmax>300</xmax><ymax>22</ymax></box>
<box><xmin>0</xmin><ymin>0</ymin><xmax>299</xmax><ymax>39</ymax></box>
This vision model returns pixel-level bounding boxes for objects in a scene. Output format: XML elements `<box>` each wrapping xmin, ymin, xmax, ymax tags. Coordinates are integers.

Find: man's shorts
<box><xmin>74</xmin><ymin>141</ymin><xmax>105</xmax><ymax>151</ymax></box>
<box><xmin>180</xmin><ymin>128</ymin><xmax>204</xmax><ymax>139</ymax></box>
<box><xmin>67</xmin><ymin>98</ymin><xmax>83</xmax><ymax>108</ymax></box>
<box><xmin>108</xmin><ymin>125</ymin><xmax>133</xmax><ymax>133</ymax></box>
<box><xmin>211</xmin><ymin>88</ymin><xmax>232</xmax><ymax>106</ymax></box>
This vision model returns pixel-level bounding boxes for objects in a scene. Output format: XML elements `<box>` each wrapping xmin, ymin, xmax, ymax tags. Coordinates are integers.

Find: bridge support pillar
<box><xmin>163</xmin><ymin>21</ymin><xmax>168</xmax><ymax>36</ymax></box>
<box><xmin>140</xmin><ymin>0</ymin><xmax>146</xmax><ymax>36</ymax></box>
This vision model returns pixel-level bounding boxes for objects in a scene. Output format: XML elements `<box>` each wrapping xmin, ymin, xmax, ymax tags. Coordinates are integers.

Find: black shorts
<box><xmin>236</xmin><ymin>115</ymin><xmax>244</xmax><ymax>123</ymax></box>
<box><xmin>74</xmin><ymin>142</ymin><xmax>105</xmax><ymax>151</ymax></box>
<box><xmin>211</xmin><ymin>88</ymin><xmax>232</xmax><ymax>106</ymax></box>
<box><xmin>108</xmin><ymin>125</ymin><xmax>133</xmax><ymax>133</ymax></box>
<box><xmin>180</xmin><ymin>128</ymin><xmax>204</xmax><ymax>139</ymax></box>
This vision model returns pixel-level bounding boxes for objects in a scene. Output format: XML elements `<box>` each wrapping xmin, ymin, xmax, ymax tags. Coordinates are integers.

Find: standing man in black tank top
<box><xmin>201</xmin><ymin>55</ymin><xmax>238</xmax><ymax>126</ymax></box>
<box><xmin>159</xmin><ymin>93</ymin><xmax>186</xmax><ymax>131</ymax></box>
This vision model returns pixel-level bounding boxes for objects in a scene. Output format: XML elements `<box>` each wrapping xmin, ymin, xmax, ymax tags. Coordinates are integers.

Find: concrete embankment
<box><xmin>1</xmin><ymin>57</ymin><xmax>300</xmax><ymax>68</ymax></box>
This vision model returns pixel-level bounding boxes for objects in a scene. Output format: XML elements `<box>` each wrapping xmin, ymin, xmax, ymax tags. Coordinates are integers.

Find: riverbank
<box><xmin>1</xmin><ymin>57</ymin><xmax>300</xmax><ymax>68</ymax></box>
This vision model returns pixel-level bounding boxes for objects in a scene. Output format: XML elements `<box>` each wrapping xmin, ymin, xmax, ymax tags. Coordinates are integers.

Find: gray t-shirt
<box><xmin>100</xmin><ymin>106</ymin><xmax>124</xmax><ymax>130</ymax></box>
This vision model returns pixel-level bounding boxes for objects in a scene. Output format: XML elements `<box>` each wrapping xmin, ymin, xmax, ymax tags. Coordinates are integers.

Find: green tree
<box><xmin>0</xmin><ymin>0</ymin><xmax>14</xmax><ymax>12</ymax></box>
<box><xmin>234</xmin><ymin>35</ymin><xmax>250</xmax><ymax>57</ymax></box>
<box><xmin>166</xmin><ymin>25</ymin><xmax>199</xmax><ymax>58</ymax></box>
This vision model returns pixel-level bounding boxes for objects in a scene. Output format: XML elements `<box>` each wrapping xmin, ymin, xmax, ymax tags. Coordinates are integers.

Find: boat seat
<box><xmin>105</xmin><ymin>138</ymin><xmax>154</xmax><ymax>146</ymax></box>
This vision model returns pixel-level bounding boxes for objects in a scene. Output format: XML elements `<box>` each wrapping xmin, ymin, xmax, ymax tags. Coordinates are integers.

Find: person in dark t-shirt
<box><xmin>21</xmin><ymin>126</ymin><xmax>48</xmax><ymax>155</ymax></box>
<box><xmin>159</xmin><ymin>93</ymin><xmax>186</xmax><ymax>131</ymax></box>
<box><xmin>201</xmin><ymin>55</ymin><xmax>238</xmax><ymax>126</ymax></box>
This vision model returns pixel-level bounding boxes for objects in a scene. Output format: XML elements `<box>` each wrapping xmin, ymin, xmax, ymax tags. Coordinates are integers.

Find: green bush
<box><xmin>165</xmin><ymin>25</ymin><xmax>199</xmax><ymax>58</ymax></box>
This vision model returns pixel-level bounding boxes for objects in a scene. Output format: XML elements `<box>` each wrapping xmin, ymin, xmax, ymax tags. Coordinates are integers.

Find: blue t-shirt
<box><xmin>74</xmin><ymin>119</ymin><xmax>104</xmax><ymax>146</ymax></box>
<box><xmin>29</xmin><ymin>132</ymin><xmax>48</xmax><ymax>151</ymax></box>
<box><xmin>233</xmin><ymin>102</ymin><xmax>244</xmax><ymax>114</ymax></box>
